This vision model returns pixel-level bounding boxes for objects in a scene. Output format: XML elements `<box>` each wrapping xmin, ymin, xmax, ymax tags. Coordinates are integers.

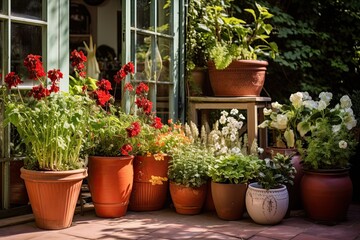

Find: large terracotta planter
<box><xmin>169</xmin><ymin>182</ymin><xmax>207</xmax><ymax>215</ymax></box>
<box><xmin>88</xmin><ymin>155</ymin><xmax>134</xmax><ymax>218</ymax></box>
<box><xmin>211</xmin><ymin>181</ymin><xmax>247</xmax><ymax>220</ymax></box>
<box><xmin>208</xmin><ymin>60</ymin><xmax>268</xmax><ymax>96</ymax></box>
<box><xmin>246</xmin><ymin>182</ymin><xmax>289</xmax><ymax>225</ymax></box>
<box><xmin>129</xmin><ymin>154</ymin><xmax>169</xmax><ymax>211</ymax></box>
<box><xmin>20</xmin><ymin>167</ymin><xmax>87</xmax><ymax>230</ymax></box>
<box><xmin>301</xmin><ymin>169</ymin><xmax>352</xmax><ymax>223</ymax></box>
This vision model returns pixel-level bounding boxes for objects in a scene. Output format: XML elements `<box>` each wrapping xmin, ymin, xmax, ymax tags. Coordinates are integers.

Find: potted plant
<box><xmin>297</xmin><ymin>92</ymin><xmax>358</xmax><ymax>223</ymax></box>
<box><xmin>246</xmin><ymin>153</ymin><xmax>296</xmax><ymax>225</ymax></box>
<box><xmin>202</xmin><ymin>2</ymin><xmax>278</xmax><ymax>96</ymax></box>
<box><xmin>69</xmin><ymin>52</ymin><xmax>141</xmax><ymax>218</ymax></box>
<box><xmin>168</xmin><ymin>143</ymin><xmax>215</xmax><ymax>215</ymax></box>
<box><xmin>206</xmin><ymin>108</ymin><xmax>262</xmax><ymax>219</ymax></box>
<box><xmin>2</xmin><ymin>54</ymin><xmax>90</xmax><ymax>229</ymax></box>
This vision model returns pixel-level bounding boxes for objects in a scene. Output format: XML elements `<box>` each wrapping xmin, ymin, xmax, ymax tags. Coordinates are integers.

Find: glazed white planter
<box><xmin>245</xmin><ymin>182</ymin><xmax>289</xmax><ymax>225</ymax></box>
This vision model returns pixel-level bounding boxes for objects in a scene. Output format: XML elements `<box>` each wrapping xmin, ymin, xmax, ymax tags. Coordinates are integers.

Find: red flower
<box><xmin>70</xmin><ymin>50</ymin><xmax>87</xmax><ymax>69</ymax></box>
<box><xmin>79</xmin><ymin>71</ymin><xmax>87</xmax><ymax>78</ymax></box>
<box><xmin>151</xmin><ymin>117</ymin><xmax>163</xmax><ymax>129</ymax></box>
<box><xmin>82</xmin><ymin>85</ymin><xmax>88</xmax><ymax>93</ymax></box>
<box><xmin>5</xmin><ymin>72</ymin><xmax>23</xmax><ymax>89</ymax></box>
<box><xmin>49</xmin><ymin>83</ymin><xmax>60</xmax><ymax>93</ymax></box>
<box><xmin>124</xmin><ymin>82</ymin><xmax>134</xmax><ymax>92</ymax></box>
<box><xmin>113</xmin><ymin>61</ymin><xmax>134</xmax><ymax>84</ymax></box>
<box><xmin>94</xmin><ymin>89</ymin><xmax>111</xmax><ymax>106</ymax></box>
<box><xmin>126</xmin><ymin>121</ymin><xmax>141</xmax><ymax>138</ymax></box>
<box><xmin>124</xmin><ymin>62</ymin><xmax>135</xmax><ymax>74</ymax></box>
<box><xmin>23</xmin><ymin>54</ymin><xmax>46</xmax><ymax>80</ymax></box>
<box><xmin>96</xmin><ymin>79</ymin><xmax>112</xmax><ymax>91</ymax></box>
<box><xmin>47</xmin><ymin>69</ymin><xmax>63</xmax><ymax>83</ymax></box>
<box><xmin>135</xmin><ymin>97</ymin><xmax>153</xmax><ymax>114</ymax></box>
<box><xmin>121</xmin><ymin>144</ymin><xmax>133</xmax><ymax>155</ymax></box>
<box><xmin>136</xmin><ymin>82</ymin><xmax>149</xmax><ymax>95</ymax></box>
<box><xmin>29</xmin><ymin>84</ymin><xmax>50</xmax><ymax>100</ymax></box>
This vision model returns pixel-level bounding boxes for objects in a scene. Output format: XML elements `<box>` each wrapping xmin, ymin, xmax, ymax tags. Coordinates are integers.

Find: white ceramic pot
<box><xmin>245</xmin><ymin>182</ymin><xmax>289</xmax><ymax>225</ymax></box>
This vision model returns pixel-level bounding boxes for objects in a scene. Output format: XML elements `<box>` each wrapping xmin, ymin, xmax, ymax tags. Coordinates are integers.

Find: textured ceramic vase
<box><xmin>246</xmin><ymin>182</ymin><xmax>289</xmax><ymax>225</ymax></box>
<box><xmin>20</xmin><ymin>167</ymin><xmax>87</xmax><ymax>229</ymax></box>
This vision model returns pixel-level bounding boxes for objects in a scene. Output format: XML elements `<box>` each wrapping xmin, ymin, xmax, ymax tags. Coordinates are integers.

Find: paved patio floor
<box><xmin>0</xmin><ymin>203</ymin><xmax>360</xmax><ymax>240</ymax></box>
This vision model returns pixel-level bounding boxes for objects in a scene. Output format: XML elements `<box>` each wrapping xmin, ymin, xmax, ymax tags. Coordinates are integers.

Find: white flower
<box><xmin>332</xmin><ymin>124</ymin><xmax>341</xmax><ymax>133</ymax></box>
<box><xmin>290</xmin><ymin>92</ymin><xmax>303</xmax><ymax>108</ymax></box>
<box><xmin>219</xmin><ymin>146</ymin><xmax>228</xmax><ymax>154</ymax></box>
<box><xmin>303</xmin><ymin>100</ymin><xmax>317</xmax><ymax>109</ymax></box>
<box><xmin>258</xmin><ymin>120</ymin><xmax>269</xmax><ymax>128</ymax></box>
<box><xmin>339</xmin><ymin>140</ymin><xmax>348</xmax><ymax>149</ymax></box>
<box><xmin>230</xmin><ymin>134</ymin><xmax>236</xmax><ymax>142</ymax></box>
<box><xmin>270</xmin><ymin>114</ymin><xmax>288</xmax><ymax>130</ymax></box>
<box><xmin>214</xmin><ymin>142</ymin><xmax>221</xmax><ymax>150</ymax></box>
<box><xmin>319</xmin><ymin>92</ymin><xmax>333</xmax><ymax>105</ymax></box>
<box><xmin>257</xmin><ymin>147</ymin><xmax>264</xmax><ymax>154</ymax></box>
<box><xmin>222</xmin><ymin>127</ymin><xmax>229</xmax><ymax>135</ymax></box>
<box><xmin>221</xmin><ymin>110</ymin><xmax>229</xmax><ymax>117</ymax></box>
<box><xmin>239</xmin><ymin>114</ymin><xmax>245</xmax><ymax>120</ymax></box>
<box><xmin>301</xmin><ymin>91</ymin><xmax>312</xmax><ymax>100</ymax></box>
<box><xmin>235</xmin><ymin>121</ymin><xmax>243</xmax><ymax>129</ymax></box>
<box><xmin>317</xmin><ymin>100</ymin><xmax>327</xmax><ymax>111</ymax></box>
<box><xmin>231</xmin><ymin>147</ymin><xmax>241</xmax><ymax>154</ymax></box>
<box><xmin>340</xmin><ymin>95</ymin><xmax>352</xmax><ymax>109</ymax></box>
<box><xmin>263</xmin><ymin>108</ymin><xmax>272</xmax><ymax>116</ymax></box>
<box><xmin>219</xmin><ymin>115</ymin><xmax>227</xmax><ymax>124</ymax></box>
<box><xmin>271</xmin><ymin>101</ymin><xmax>282</xmax><ymax>109</ymax></box>
<box><xmin>230</xmin><ymin>109</ymin><xmax>238</xmax><ymax>115</ymax></box>
<box><xmin>345</xmin><ymin>118</ymin><xmax>357</xmax><ymax>130</ymax></box>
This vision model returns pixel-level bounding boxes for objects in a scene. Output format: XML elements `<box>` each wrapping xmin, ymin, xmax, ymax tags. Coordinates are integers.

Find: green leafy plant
<box><xmin>256</xmin><ymin>153</ymin><xmax>296</xmax><ymax>190</ymax></box>
<box><xmin>203</xmin><ymin>2</ymin><xmax>278</xmax><ymax>69</ymax></box>
<box><xmin>2</xmin><ymin>54</ymin><xmax>93</xmax><ymax>171</ymax></box>
<box><xmin>208</xmin><ymin>154</ymin><xmax>261</xmax><ymax>184</ymax></box>
<box><xmin>168</xmin><ymin>143</ymin><xmax>215</xmax><ymax>188</ymax></box>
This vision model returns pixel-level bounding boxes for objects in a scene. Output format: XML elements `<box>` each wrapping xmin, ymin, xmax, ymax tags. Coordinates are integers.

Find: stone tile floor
<box><xmin>0</xmin><ymin>203</ymin><xmax>359</xmax><ymax>240</ymax></box>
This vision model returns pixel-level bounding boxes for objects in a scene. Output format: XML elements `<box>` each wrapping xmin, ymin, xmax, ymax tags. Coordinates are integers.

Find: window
<box><xmin>122</xmin><ymin>0</ymin><xmax>185</xmax><ymax>122</ymax></box>
<box><xmin>0</xmin><ymin>0</ymin><xmax>69</xmax><ymax>211</ymax></box>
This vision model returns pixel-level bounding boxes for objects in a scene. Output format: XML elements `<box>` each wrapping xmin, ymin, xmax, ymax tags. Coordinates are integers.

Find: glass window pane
<box><xmin>136</xmin><ymin>0</ymin><xmax>151</xmax><ymax>30</ymax></box>
<box><xmin>11</xmin><ymin>23</ymin><xmax>42</xmax><ymax>85</ymax></box>
<box><xmin>158</xmin><ymin>37</ymin><xmax>171</xmax><ymax>83</ymax></box>
<box><xmin>0</xmin><ymin>2</ymin><xmax>3</xmax><ymax>14</ymax></box>
<box><xmin>158</xmin><ymin>0</ymin><xmax>171</xmax><ymax>35</ymax></box>
<box><xmin>11</xmin><ymin>0</ymin><xmax>42</xmax><ymax>20</ymax></box>
<box><xmin>134</xmin><ymin>33</ymin><xmax>150</xmax><ymax>82</ymax></box>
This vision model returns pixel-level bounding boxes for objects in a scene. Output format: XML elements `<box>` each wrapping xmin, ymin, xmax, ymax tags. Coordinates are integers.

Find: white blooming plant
<box><xmin>259</xmin><ymin>91</ymin><xmax>313</xmax><ymax>148</ymax></box>
<box><xmin>297</xmin><ymin>93</ymin><xmax>358</xmax><ymax>170</ymax></box>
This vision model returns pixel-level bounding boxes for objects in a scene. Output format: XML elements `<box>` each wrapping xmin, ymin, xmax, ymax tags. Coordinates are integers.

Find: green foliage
<box><xmin>204</xmin><ymin>2</ymin><xmax>278</xmax><ymax>69</ymax></box>
<box><xmin>208</xmin><ymin>154</ymin><xmax>262</xmax><ymax>184</ymax></box>
<box><xmin>168</xmin><ymin>144</ymin><xmax>215</xmax><ymax>188</ymax></box>
<box><xmin>4</xmin><ymin>93</ymin><xmax>93</xmax><ymax>170</ymax></box>
<box><xmin>256</xmin><ymin>153</ymin><xmax>296</xmax><ymax>190</ymax></box>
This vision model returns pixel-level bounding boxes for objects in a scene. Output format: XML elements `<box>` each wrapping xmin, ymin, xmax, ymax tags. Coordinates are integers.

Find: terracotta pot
<box><xmin>169</xmin><ymin>182</ymin><xmax>207</xmax><ymax>215</ymax></box>
<box><xmin>88</xmin><ymin>155</ymin><xmax>134</xmax><ymax>218</ymax></box>
<box><xmin>129</xmin><ymin>154</ymin><xmax>169</xmax><ymax>211</ymax></box>
<box><xmin>208</xmin><ymin>60</ymin><xmax>268</xmax><ymax>96</ymax></box>
<box><xmin>211</xmin><ymin>181</ymin><xmax>247</xmax><ymax>220</ymax></box>
<box><xmin>246</xmin><ymin>182</ymin><xmax>289</xmax><ymax>225</ymax></box>
<box><xmin>188</xmin><ymin>67</ymin><xmax>212</xmax><ymax>96</ymax></box>
<box><xmin>301</xmin><ymin>169</ymin><xmax>352</xmax><ymax>223</ymax></box>
<box><xmin>20</xmin><ymin>167</ymin><xmax>87</xmax><ymax>230</ymax></box>
<box><xmin>265</xmin><ymin>147</ymin><xmax>303</xmax><ymax>211</ymax></box>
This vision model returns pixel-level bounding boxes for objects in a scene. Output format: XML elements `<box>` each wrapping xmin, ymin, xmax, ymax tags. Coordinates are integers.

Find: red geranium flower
<box><xmin>126</xmin><ymin>121</ymin><xmax>141</xmax><ymax>138</ymax></box>
<box><xmin>96</xmin><ymin>79</ymin><xmax>112</xmax><ymax>91</ymax></box>
<box><xmin>23</xmin><ymin>54</ymin><xmax>46</xmax><ymax>80</ymax></box>
<box><xmin>113</xmin><ymin>61</ymin><xmax>134</xmax><ymax>84</ymax></box>
<box><xmin>47</xmin><ymin>69</ymin><xmax>63</xmax><ymax>83</ymax></box>
<box><xmin>70</xmin><ymin>50</ymin><xmax>87</xmax><ymax>69</ymax></box>
<box><xmin>121</xmin><ymin>144</ymin><xmax>133</xmax><ymax>155</ymax></box>
<box><xmin>29</xmin><ymin>84</ymin><xmax>50</xmax><ymax>100</ymax></box>
<box><xmin>136</xmin><ymin>82</ymin><xmax>149</xmax><ymax>95</ymax></box>
<box><xmin>124</xmin><ymin>82</ymin><xmax>134</xmax><ymax>92</ymax></box>
<box><xmin>135</xmin><ymin>97</ymin><xmax>153</xmax><ymax>114</ymax></box>
<box><xmin>94</xmin><ymin>89</ymin><xmax>111</xmax><ymax>106</ymax></box>
<box><xmin>5</xmin><ymin>72</ymin><xmax>23</xmax><ymax>89</ymax></box>
<box><xmin>151</xmin><ymin>117</ymin><xmax>163</xmax><ymax>129</ymax></box>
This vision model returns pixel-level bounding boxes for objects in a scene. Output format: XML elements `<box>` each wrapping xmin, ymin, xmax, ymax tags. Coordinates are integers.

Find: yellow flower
<box><xmin>149</xmin><ymin>176</ymin><xmax>168</xmax><ymax>185</ymax></box>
